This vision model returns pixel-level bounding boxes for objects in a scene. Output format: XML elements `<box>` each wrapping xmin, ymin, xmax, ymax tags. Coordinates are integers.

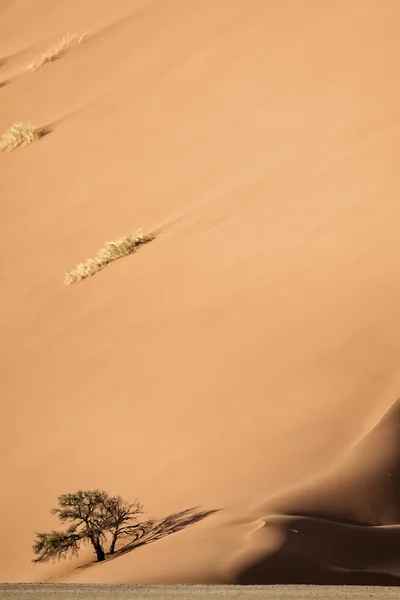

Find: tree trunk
<box><xmin>92</xmin><ymin>539</ymin><xmax>105</xmax><ymax>562</ymax></box>
<box><xmin>109</xmin><ymin>532</ymin><xmax>118</xmax><ymax>555</ymax></box>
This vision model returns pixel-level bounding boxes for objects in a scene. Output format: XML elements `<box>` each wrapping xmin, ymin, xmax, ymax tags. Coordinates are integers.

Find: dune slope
<box><xmin>1</xmin><ymin>0</ymin><xmax>400</xmax><ymax>584</ymax></box>
<box><xmin>235</xmin><ymin>399</ymin><xmax>400</xmax><ymax>584</ymax></box>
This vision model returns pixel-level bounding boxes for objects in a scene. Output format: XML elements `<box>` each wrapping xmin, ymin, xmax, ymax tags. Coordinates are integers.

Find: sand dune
<box><xmin>233</xmin><ymin>399</ymin><xmax>400</xmax><ymax>583</ymax></box>
<box><xmin>1</xmin><ymin>0</ymin><xmax>400</xmax><ymax>585</ymax></box>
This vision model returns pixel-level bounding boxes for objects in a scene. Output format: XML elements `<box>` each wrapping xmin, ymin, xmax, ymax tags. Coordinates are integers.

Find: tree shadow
<box><xmin>119</xmin><ymin>506</ymin><xmax>220</xmax><ymax>556</ymax></box>
<box><xmin>78</xmin><ymin>506</ymin><xmax>220</xmax><ymax>569</ymax></box>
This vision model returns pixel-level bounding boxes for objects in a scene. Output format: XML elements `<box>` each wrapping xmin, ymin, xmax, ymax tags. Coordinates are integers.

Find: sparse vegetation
<box><xmin>32</xmin><ymin>490</ymin><xmax>147</xmax><ymax>563</ymax></box>
<box><xmin>0</xmin><ymin>122</ymin><xmax>43</xmax><ymax>152</ymax></box>
<box><xmin>64</xmin><ymin>231</ymin><xmax>154</xmax><ymax>285</ymax></box>
<box><xmin>33</xmin><ymin>492</ymin><xmax>218</xmax><ymax>568</ymax></box>
<box><xmin>28</xmin><ymin>33</ymin><xmax>80</xmax><ymax>72</ymax></box>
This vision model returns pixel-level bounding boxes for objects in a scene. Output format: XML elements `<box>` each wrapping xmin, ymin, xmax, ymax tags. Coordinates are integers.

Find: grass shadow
<box><xmin>40</xmin><ymin>125</ymin><xmax>53</xmax><ymax>138</ymax></box>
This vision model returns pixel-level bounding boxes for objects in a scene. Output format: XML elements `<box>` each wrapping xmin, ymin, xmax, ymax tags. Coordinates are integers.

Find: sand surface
<box><xmin>1</xmin><ymin>0</ymin><xmax>400</xmax><ymax>586</ymax></box>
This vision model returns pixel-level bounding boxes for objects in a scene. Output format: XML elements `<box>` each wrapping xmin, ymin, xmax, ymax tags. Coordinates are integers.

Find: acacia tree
<box><xmin>33</xmin><ymin>489</ymin><xmax>146</xmax><ymax>564</ymax></box>
<box><xmin>103</xmin><ymin>494</ymin><xmax>147</xmax><ymax>554</ymax></box>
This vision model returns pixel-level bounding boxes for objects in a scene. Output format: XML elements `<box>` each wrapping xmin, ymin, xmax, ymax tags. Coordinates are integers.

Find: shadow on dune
<box><xmin>237</xmin><ymin>516</ymin><xmax>400</xmax><ymax>585</ymax></box>
<box><xmin>0</xmin><ymin>42</ymin><xmax>41</xmax><ymax>67</ymax></box>
<box><xmin>117</xmin><ymin>506</ymin><xmax>221</xmax><ymax>557</ymax></box>
<box><xmin>40</xmin><ymin>126</ymin><xmax>53</xmax><ymax>138</ymax></box>
<box><xmin>237</xmin><ymin>399</ymin><xmax>400</xmax><ymax>585</ymax></box>
<box><xmin>78</xmin><ymin>506</ymin><xmax>220</xmax><ymax>570</ymax></box>
<box><xmin>85</xmin><ymin>3</ymin><xmax>160</xmax><ymax>43</ymax></box>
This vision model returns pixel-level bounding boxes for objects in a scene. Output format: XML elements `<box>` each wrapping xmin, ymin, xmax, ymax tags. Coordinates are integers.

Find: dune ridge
<box><xmin>229</xmin><ymin>398</ymin><xmax>400</xmax><ymax>584</ymax></box>
<box><xmin>1</xmin><ymin>0</ymin><xmax>400</xmax><ymax>585</ymax></box>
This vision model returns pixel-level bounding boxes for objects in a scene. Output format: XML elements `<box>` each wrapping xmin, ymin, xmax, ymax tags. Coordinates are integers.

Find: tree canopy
<box><xmin>33</xmin><ymin>489</ymin><xmax>146</xmax><ymax>563</ymax></box>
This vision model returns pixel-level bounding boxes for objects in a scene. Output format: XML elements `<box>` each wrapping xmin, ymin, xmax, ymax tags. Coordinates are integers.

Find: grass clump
<box><xmin>0</xmin><ymin>122</ymin><xmax>43</xmax><ymax>152</ymax></box>
<box><xmin>64</xmin><ymin>231</ymin><xmax>154</xmax><ymax>285</ymax></box>
<box><xmin>28</xmin><ymin>33</ymin><xmax>79</xmax><ymax>72</ymax></box>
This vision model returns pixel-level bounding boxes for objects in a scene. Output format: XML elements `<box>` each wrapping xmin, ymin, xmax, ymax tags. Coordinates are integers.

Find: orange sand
<box><xmin>1</xmin><ymin>0</ymin><xmax>400</xmax><ymax>585</ymax></box>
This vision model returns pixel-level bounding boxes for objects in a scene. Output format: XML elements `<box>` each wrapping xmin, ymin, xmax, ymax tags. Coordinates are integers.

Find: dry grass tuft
<box><xmin>0</xmin><ymin>122</ymin><xmax>43</xmax><ymax>152</ymax></box>
<box><xmin>64</xmin><ymin>231</ymin><xmax>154</xmax><ymax>285</ymax></box>
<box><xmin>28</xmin><ymin>33</ymin><xmax>79</xmax><ymax>72</ymax></box>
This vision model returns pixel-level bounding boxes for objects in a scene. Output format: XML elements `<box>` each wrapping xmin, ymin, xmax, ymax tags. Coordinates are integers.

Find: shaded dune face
<box><xmin>237</xmin><ymin>400</ymin><xmax>400</xmax><ymax>584</ymax></box>
<box><xmin>238</xmin><ymin>519</ymin><xmax>400</xmax><ymax>585</ymax></box>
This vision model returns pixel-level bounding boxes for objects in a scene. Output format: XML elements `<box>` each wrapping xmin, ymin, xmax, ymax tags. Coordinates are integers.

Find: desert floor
<box><xmin>2</xmin><ymin>585</ymin><xmax>400</xmax><ymax>600</ymax></box>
